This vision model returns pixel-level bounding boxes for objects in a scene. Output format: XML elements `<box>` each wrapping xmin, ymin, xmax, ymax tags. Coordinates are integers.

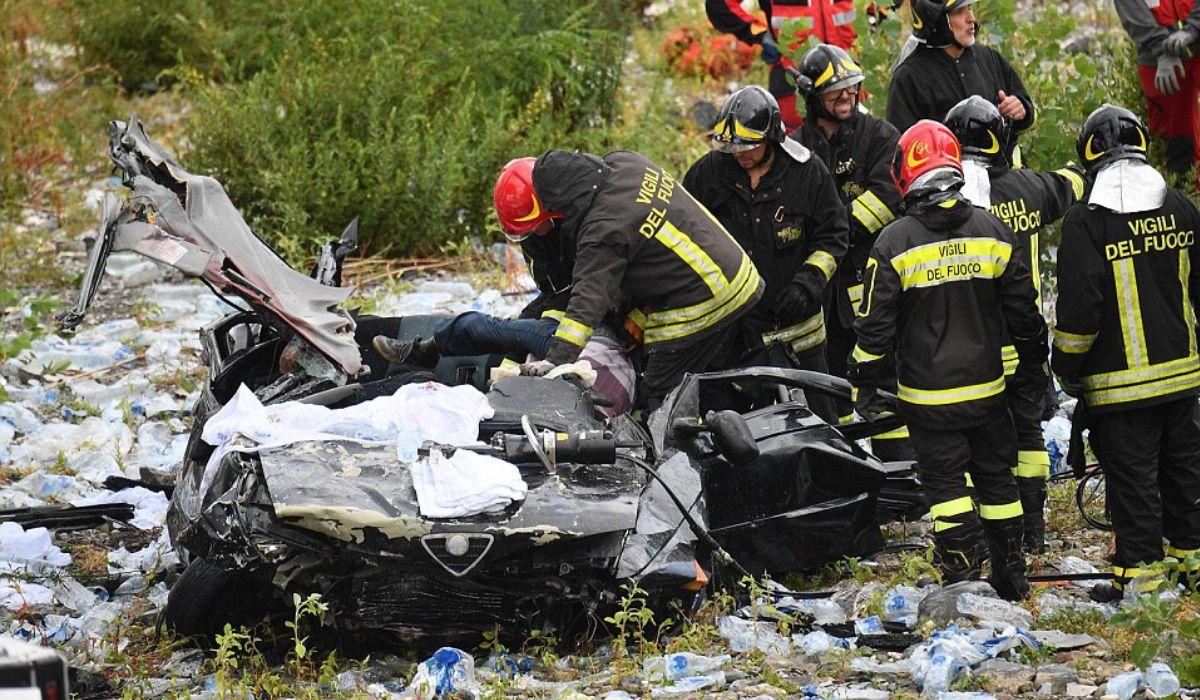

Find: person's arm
<box><xmin>1050</xmin><ymin>209</ymin><xmax>1104</xmax><ymax>381</ymax></box>
<box><xmin>848</xmin><ymin>123</ymin><xmax>901</xmax><ymax>241</ymax></box>
<box><xmin>1115</xmin><ymin>0</ymin><xmax>1171</xmax><ymax>59</ymax></box>
<box><xmin>705</xmin><ymin>0</ymin><xmax>768</xmax><ymax>45</ymax></box>
<box><xmin>542</xmin><ymin>226</ymin><xmax>629</xmax><ymax>366</ymax></box>
<box><xmin>848</xmin><ymin>235</ymin><xmax>900</xmax><ymax>392</ymax></box>
<box><xmin>1042</xmin><ymin>166</ymin><xmax>1085</xmax><ymax>223</ymax></box>
<box><xmin>789</xmin><ymin>161</ymin><xmax>850</xmax><ymax>302</ymax></box>
<box><xmin>996</xmin><ymin>51</ymin><xmax>1036</xmax><ymax>133</ymax></box>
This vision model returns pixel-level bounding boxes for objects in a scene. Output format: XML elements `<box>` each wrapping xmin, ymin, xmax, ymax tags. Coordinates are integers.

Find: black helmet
<box><xmin>710</xmin><ymin>86</ymin><xmax>784</xmax><ymax>152</ymax></box>
<box><xmin>944</xmin><ymin>96</ymin><xmax>1010</xmax><ymax>168</ymax></box>
<box><xmin>797</xmin><ymin>44</ymin><xmax>865</xmax><ymax>121</ymax></box>
<box><xmin>912</xmin><ymin>0</ymin><xmax>979</xmax><ymax>49</ymax></box>
<box><xmin>1075</xmin><ymin>104</ymin><xmax>1149</xmax><ymax>173</ymax></box>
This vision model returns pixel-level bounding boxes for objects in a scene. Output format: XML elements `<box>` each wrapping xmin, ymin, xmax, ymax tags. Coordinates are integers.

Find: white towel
<box><xmin>410</xmin><ymin>449</ymin><xmax>528</xmax><ymax>518</ymax></box>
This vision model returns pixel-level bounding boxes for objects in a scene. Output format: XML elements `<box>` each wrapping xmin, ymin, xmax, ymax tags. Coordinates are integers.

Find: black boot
<box><xmin>372</xmin><ymin>336</ymin><xmax>439</xmax><ymax>367</ymax></box>
<box><xmin>984</xmin><ymin>519</ymin><xmax>1030</xmax><ymax>601</ymax></box>
<box><xmin>1018</xmin><ymin>479</ymin><xmax>1047</xmax><ymax>554</ymax></box>
<box><xmin>1089</xmin><ymin>582</ymin><xmax>1123</xmax><ymax>604</ymax></box>
<box><xmin>934</xmin><ymin>524</ymin><xmax>986</xmax><ymax>584</ymax></box>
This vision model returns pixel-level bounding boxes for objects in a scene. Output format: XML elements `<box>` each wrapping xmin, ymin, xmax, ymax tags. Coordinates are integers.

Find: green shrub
<box><xmin>183</xmin><ymin>0</ymin><xmax>633</xmax><ymax>260</ymax></box>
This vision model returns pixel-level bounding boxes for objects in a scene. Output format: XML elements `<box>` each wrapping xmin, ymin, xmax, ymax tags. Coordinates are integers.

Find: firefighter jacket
<box><xmin>985</xmin><ymin>165</ymin><xmax>1084</xmax><ymax>374</ymax></box>
<box><xmin>1116</xmin><ymin>0</ymin><xmax>1200</xmax><ymax>66</ymax></box>
<box><xmin>535</xmin><ymin>150</ymin><xmax>764</xmax><ymax>366</ymax></box>
<box><xmin>850</xmin><ymin>195</ymin><xmax>1046</xmax><ymax>429</ymax></box>
<box><xmin>683</xmin><ymin>140</ymin><xmax>849</xmax><ymax>357</ymax></box>
<box><xmin>705</xmin><ymin>0</ymin><xmax>857</xmax><ymax>60</ymax></box>
<box><xmin>887</xmin><ymin>46</ymin><xmax>1035</xmax><ymax>146</ymax></box>
<box><xmin>795</xmin><ymin>112</ymin><xmax>901</xmax><ymax>330</ymax></box>
<box><xmin>517</xmin><ymin>231</ymin><xmax>574</xmax><ymax>320</ymax></box>
<box><xmin>1051</xmin><ymin>188</ymin><xmax>1200</xmax><ymax>412</ymax></box>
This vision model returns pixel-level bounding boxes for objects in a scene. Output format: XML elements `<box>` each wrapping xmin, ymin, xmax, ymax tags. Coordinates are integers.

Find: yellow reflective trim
<box><xmin>1002</xmin><ymin>344</ymin><xmax>1019</xmax><ymax>377</ymax></box>
<box><xmin>930</xmin><ymin>496</ymin><xmax>974</xmax><ymax>520</ymax></box>
<box><xmin>898</xmin><ymin>375</ymin><xmax>1006</xmax><ymax>406</ymax></box>
<box><xmin>540</xmin><ymin>309</ymin><xmax>566</xmax><ymax>321</ymax></box>
<box><xmin>762</xmin><ymin>310</ymin><xmax>823</xmax><ymax>345</ymax></box>
<box><xmin>1083</xmin><ymin>353</ymin><xmax>1200</xmax><ymax>390</ymax></box>
<box><xmin>847</xmin><ymin>283</ymin><xmax>864</xmax><ymax>306</ymax></box>
<box><xmin>1054</xmin><ymin>167</ymin><xmax>1085</xmax><ymax>200</ymax></box>
<box><xmin>626</xmin><ymin>308</ymin><xmax>646</xmax><ymax>328</ymax></box>
<box><xmin>856</xmin><ymin>190</ymin><xmax>895</xmax><ymax>228</ymax></box>
<box><xmin>713</xmin><ymin>117</ymin><xmax>768</xmax><ymax>141</ymax></box>
<box><xmin>979</xmin><ymin>500</ymin><xmax>1023</xmax><ymax>520</ymax></box>
<box><xmin>872</xmin><ymin>426</ymin><xmax>910</xmax><ymax>440</ymax></box>
<box><xmin>1167</xmin><ymin>545</ymin><xmax>1198</xmax><ymax>558</ymax></box>
<box><xmin>934</xmin><ymin>520</ymin><xmax>963</xmax><ymax>532</ymax></box>
<box><xmin>806</xmin><ymin>250</ymin><xmax>837</xmax><ymax>282</ymax></box>
<box><xmin>1086</xmin><ymin>366</ymin><xmax>1200</xmax><ymax>407</ymax></box>
<box><xmin>1031</xmin><ymin>230</ymin><xmax>1042</xmax><ymax>309</ymax></box>
<box><xmin>852</xmin><ymin>201</ymin><xmax>885</xmax><ymax>234</ymax></box>
<box><xmin>553</xmin><ymin>317</ymin><xmax>593</xmax><ymax>347</ymax></box>
<box><xmin>643</xmin><ymin>256</ymin><xmax>761</xmax><ymax>344</ymax></box>
<box><xmin>858</xmin><ymin>258</ymin><xmax>878</xmax><ymax>318</ymax></box>
<box><xmin>851</xmin><ymin>344</ymin><xmax>884</xmax><ymax>363</ymax></box>
<box><xmin>499</xmin><ymin>357</ymin><xmax>520</xmax><ymax>368</ymax></box>
<box><xmin>1014</xmin><ymin>450</ymin><xmax>1050</xmax><ymax>479</ymax></box>
<box><xmin>1053</xmin><ymin>328</ymin><xmax>1098</xmax><ymax>355</ymax></box>
<box><xmin>656</xmin><ymin>221</ymin><xmax>726</xmax><ymax>296</ymax></box>
<box><xmin>1113</xmin><ymin>257</ymin><xmax>1149</xmax><ymax>368</ymax></box>
<box><xmin>964</xmin><ymin>472</ymin><xmax>974</xmax><ymax>488</ymax></box>
<box><xmin>1183</xmin><ymin>250</ymin><xmax>1197</xmax><ymax>358</ymax></box>
<box><xmin>889</xmin><ymin>237</ymin><xmax>1012</xmax><ymax>290</ymax></box>
<box><xmin>837</xmin><ymin>413</ymin><xmax>855</xmax><ymax>425</ymax></box>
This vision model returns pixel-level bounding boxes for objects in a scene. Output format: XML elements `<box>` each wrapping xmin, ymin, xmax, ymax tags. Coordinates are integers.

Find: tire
<box><xmin>164</xmin><ymin>558</ymin><xmax>272</xmax><ymax>638</ymax></box>
<box><xmin>1075</xmin><ymin>468</ymin><xmax>1112</xmax><ymax>531</ymax></box>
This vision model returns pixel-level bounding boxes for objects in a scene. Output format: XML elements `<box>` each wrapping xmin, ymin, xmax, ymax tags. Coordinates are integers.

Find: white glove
<box><xmin>1156</xmin><ymin>54</ymin><xmax>1186</xmax><ymax>96</ymax></box>
<box><xmin>1164</xmin><ymin>29</ymin><xmax>1197</xmax><ymax>58</ymax></box>
<box><xmin>519</xmin><ymin>360</ymin><xmax>555</xmax><ymax>377</ymax></box>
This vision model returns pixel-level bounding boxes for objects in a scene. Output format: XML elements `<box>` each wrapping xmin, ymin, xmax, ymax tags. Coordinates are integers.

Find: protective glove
<box><xmin>775</xmin><ymin>282</ymin><xmax>815</xmax><ymax>322</ymax></box>
<box><xmin>758</xmin><ymin>31</ymin><xmax>780</xmax><ymax>65</ymax></box>
<box><xmin>1056</xmin><ymin>374</ymin><xmax>1085</xmax><ymax>399</ymax></box>
<box><xmin>520</xmin><ymin>359</ymin><xmax>555</xmax><ymax>377</ymax></box>
<box><xmin>1164</xmin><ymin>28</ymin><xmax>1198</xmax><ymax>58</ymax></box>
<box><xmin>853</xmin><ymin>383</ymin><xmax>892</xmax><ymax>421</ymax></box>
<box><xmin>1156</xmin><ymin>54</ymin><xmax>1186</xmax><ymax>96</ymax></box>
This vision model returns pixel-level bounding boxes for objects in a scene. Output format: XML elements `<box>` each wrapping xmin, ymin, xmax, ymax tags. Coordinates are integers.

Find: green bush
<box><xmin>182</xmin><ymin>0</ymin><xmax>633</xmax><ymax>260</ymax></box>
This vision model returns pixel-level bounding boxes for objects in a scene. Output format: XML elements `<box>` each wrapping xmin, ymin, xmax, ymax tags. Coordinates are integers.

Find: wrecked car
<box><xmin>63</xmin><ymin>116</ymin><xmax>920</xmax><ymax>645</ymax></box>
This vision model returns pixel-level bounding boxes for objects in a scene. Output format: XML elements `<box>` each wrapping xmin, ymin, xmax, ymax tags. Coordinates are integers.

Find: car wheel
<box><xmin>164</xmin><ymin>557</ymin><xmax>272</xmax><ymax>637</ymax></box>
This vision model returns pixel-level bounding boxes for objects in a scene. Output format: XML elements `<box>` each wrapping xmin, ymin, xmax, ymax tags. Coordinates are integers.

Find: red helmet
<box><xmin>891</xmin><ymin>120</ymin><xmax>963</xmax><ymax>199</ymax></box>
<box><xmin>494</xmin><ymin>157</ymin><xmax>561</xmax><ymax>242</ymax></box>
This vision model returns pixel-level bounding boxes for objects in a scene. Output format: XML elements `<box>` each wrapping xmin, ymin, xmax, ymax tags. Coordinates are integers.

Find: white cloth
<box><xmin>72</xmin><ymin>487</ymin><xmax>170</xmax><ymax>530</ymax></box>
<box><xmin>410</xmin><ymin>449</ymin><xmax>527</xmax><ymax>518</ymax></box>
<box><xmin>961</xmin><ymin>159</ymin><xmax>993</xmax><ymax>209</ymax></box>
<box><xmin>200</xmin><ymin>381</ymin><xmax>495</xmax><ymax>492</ymax></box>
<box><xmin>489</xmin><ymin>360</ymin><xmax>597</xmax><ymax>385</ymax></box>
<box><xmin>1088</xmin><ymin>159</ymin><xmax>1166</xmax><ymax>214</ymax></box>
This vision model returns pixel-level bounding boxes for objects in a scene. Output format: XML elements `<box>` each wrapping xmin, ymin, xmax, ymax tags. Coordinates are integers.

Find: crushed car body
<box><xmin>64</xmin><ymin>116</ymin><xmax>918</xmax><ymax>644</ymax></box>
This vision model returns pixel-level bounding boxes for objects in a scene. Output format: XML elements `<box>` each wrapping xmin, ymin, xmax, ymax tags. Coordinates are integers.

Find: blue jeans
<box><xmin>433</xmin><ymin>312</ymin><xmax>558</xmax><ymax>359</ymax></box>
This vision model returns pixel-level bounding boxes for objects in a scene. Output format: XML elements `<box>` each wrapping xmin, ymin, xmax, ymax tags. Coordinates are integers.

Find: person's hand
<box><xmin>1057</xmin><ymin>374</ymin><xmax>1085</xmax><ymax>399</ymax></box>
<box><xmin>1164</xmin><ymin>29</ymin><xmax>1197</xmax><ymax>58</ymax></box>
<box><xmin>997</xmin><ymin>91</ymin><xmax>1026</xmax><ymax>121</ymax></box>
<box><xmin>758</xmin><ymin>31</ymin><xmax>781</xmax><ymax>65</ymax></box>
<box><xmin>775</xmin><ymin>283</ymin><xmax>815</xmax><ymax>321</ymax></box>
<box><xmin>1156</xmin><ymin>54</ymin><xmax>1186</xmax><ymax>96</ymax></box>
<box><xmin>520</xmin><ymin>360</ymin><xmax>555</xmax><ymax>377</ymax></box>
<box><xmin>854</xmin><ymin>384</ymin><xmax>892</xmax><ymax>421</ymax></box>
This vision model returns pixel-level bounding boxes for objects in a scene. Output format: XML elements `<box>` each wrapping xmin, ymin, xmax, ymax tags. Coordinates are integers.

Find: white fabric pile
<box><xmin>411</xmin><ymin>449</ymin><xmax>527</xmax><ymax>518</ymax></box>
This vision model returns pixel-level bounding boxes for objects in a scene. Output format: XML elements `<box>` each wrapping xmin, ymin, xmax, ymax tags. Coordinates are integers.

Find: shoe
<box><xmin>1089</xmin><ymin>581</ymin><xmax>1123</xmax><ymax>604</ymax></box>
<box><xmin>372</xmin><ymin>336</ymin><xmax>439</xmax><ymax>367</ymax></box>
<box><xmin>984</xmin><ymin>519</ymin><xmax>1030</xmax><ymax>601</ymax></box>
<box><xmin>1018</xmin><ymin>479</ymin><xmax>1047</xmax><ymax>554</ymax></box>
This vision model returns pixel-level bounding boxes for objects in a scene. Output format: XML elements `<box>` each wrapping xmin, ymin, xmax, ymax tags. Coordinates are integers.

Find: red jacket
<box><xmin>706</xmin><ymin>0</ymin><xmax>857</xmax><ymax>62</ymax></box>
<box><xmin>1149</xmin><ymin>0</ymin><xmax>1198</xmax><ymax>26</ymax></box>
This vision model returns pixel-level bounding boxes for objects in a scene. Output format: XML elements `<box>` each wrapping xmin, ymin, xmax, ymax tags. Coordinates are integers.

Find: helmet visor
<box><xmin>710</xmin><ymin>133</ymin><xmax>769</xmax><ymax>153</ymax></box>
<box><xmin>504</xmin><ymin>217</ymin><xmax>554</xmax><ymax>243</ymax></box>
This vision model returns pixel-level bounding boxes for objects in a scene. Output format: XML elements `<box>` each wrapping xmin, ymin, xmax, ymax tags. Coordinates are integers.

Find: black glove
<box><xmin>520</xmin><ymin>360</ymin><xmax>555</xmax><ymax>377</ymax></box>
<box><xmin>854</xmin><ymin>383</ymin><xmax>892</xmax><ymax>421</ymax></box>
<box><xmin>758</xmin><ymin>31</ymin><xmax>780</xmax><ymax>64</ymax></box>
<box><xmin>1012</xmin><ymin>359</ymin><xmax>1050</xmax><ymax>395</ymax></box>
<box><xmin>775</xmin><ymin>283</ymin><xmax>815</xmax><ymax>322</ymax></box>
<box><xmin>1057</xmin><ymin>374</ymin><xmax>1085</xmax><ymax>399</ymax></box>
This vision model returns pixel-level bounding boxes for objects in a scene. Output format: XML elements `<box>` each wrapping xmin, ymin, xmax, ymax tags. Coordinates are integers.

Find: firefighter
<box><xmin>944</xmin><ymin>95</ymin><xmax>1084</xmax><ymax>552</ymax></box>
<box><xmin>790</xmin><ymin>44</ymin><xmax>910</xmax><ymax>456</ymax></box>
<box><xmin>887</xmin><ymin>0</ymin><xmax>1034</xmax><ymax>161</ymax></box>
<box><xmin>1115</xmin><ymin>0</ymin><xmax>1200</xmax><ymax>190</ymax></box>
<box><xmin>1051</xmin><ymin>105</ymin><xmax>1200</xmax><ymax>603</ymax></box>
<box><xmin>683</xmin><ymin>86</ymin><xmax>849</xmax><ymax>422</ymax></box>
<box><xmin>705</xmin><ymin>0</ymin><xmax>857</xmax><ymax>130</ymax></box>
<box><xmin>490</xmin><ymin>151</ymin><xmax>763</xmax><ymax>409</ymax></box>
<box><xmin>849</xmin><ymin>120</ymin><xmax>1047</xmax><ymax>599</ymax></box>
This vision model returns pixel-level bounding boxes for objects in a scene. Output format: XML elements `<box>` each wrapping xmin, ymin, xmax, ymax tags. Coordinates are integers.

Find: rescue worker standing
<box><xmin>1051</xmin><ymin>105</ymin><xmax>1200</xmax><ymax>603</ymax></box>
<box><xmin>849</xmin><ymin>121</ymin><xmax>1047</xmax><ymax>599</ymax></box>
<box><xmin>683</xmin><ymin>87</ymin><xmax>849</xmax><ymax>421</ymax></box>
<box><xmin>944</xmin><ymin>96</ymin><xmax>1084</xmax><ymax>552</ymax></box>
<box><xmin>1116</xmin><ymin>0</ymin><xmax>1200</xmax><ymax>189</ymax></box>
<box><xmin>496</xmin><ymin>150</ymin><xmax>764</xmax><ymax>409</ymax></box>
<box><xmin>705</xmin><ymin>0</ymin><xmax>857</xmax><ymax>130</ymax></box>
<box><xmin>887</xmin><ymin>0</ymin><xmax>1034</xmax><ymax>160</ymax></box>
<box><xmin>790</xmin><ymin>44</ymin><xmax>908</xmax><ymax>455</ymax></box>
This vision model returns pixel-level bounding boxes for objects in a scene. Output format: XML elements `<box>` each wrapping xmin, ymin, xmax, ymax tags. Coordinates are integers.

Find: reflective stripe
<box><xmin>1084</xmin><ymin>353</ymin><xmax>1200</xmax><ymax>390</ymax></box>
<box><xmin>847</xmin><ymin>283</ymin><xmax>864</xmax><ymax>307</ymax></box>
<box><xmin>540</xmin><ymin>309</ymin><xmax>566</xmax><ymax>321</ymax></box>
<box><xmin>553</xmin><ymin>317</ymin><xmax>593</xmax><ymax>347</ymax></box>
<box><xmin>643</xmin><ymin>256</ymin><xmax>761</xmax><ymax>344</ymax></box>
<box><xmin>831</xmin><ymin>8</ymin><xmax>856</xmax><ymax>24</ymax></box>
<box><xmin>852</xmin><ymin>200</ymin><xmax>885</xmax><ymax>234</ymax></box>
<box><xmin>626</xmin><ymin>308</ymin><xmax>646</xmax><ymax>329</ymax></box>
<box><xmin>1053</xmin><ymin>328</ymin><xmax>1098</xmax><ymax>355</ymax></box>
<box><xmin>851</xmin><ymin>344</ymin><xmax>884</xmax><ymax>363</ymax></box>
<box><xmin>1002</xmin><ymin>344</ymin><xmax>1018</xmax><ymax>378</ymax></box>
<box><xmin>806</xmin><ymin>250</ymin><xmax>837</xmax><ymax>282</ymax></box>
<box><xmin>964</xmin><ymin>472</ymin><xmax>974</xmax><ymax>488</ymax></box>
<box><xmin>934</xmin><ymin>520</ymin><xmax>963</xmax><ymax>532</ymax></box>
<box><xmin>762</xmin><ymin>310</ymin><xmax>825</xmax><ymax>354</ymax></box>
<box><xmin>1113</xmin><ymin>257</ymin><xmax>1148</xmax><ymax>368</ymax></box>
<box><xmin>1145</xmin><ymin>0</ymin><xmax>1161</xmax><ymax>7</ymax></box>
<box><xmin>898</xmin><ymin>375</ymin><xmax>1006</xmax><ymax>406</ymax></box>
<box><xmin>856</xmin><ymin>190</ymin><xmax>894</xmax><ymax>228</ymax></box>
<box><xmin>1086</xmin><ymin>365</ymin><xmax>1200</xmax><ymax>406</ymax></box>
<box><xmin>890</xmin><ymin>237</ymin><xmax>1011</xmax><ymax>290</ymax></box>
<box><xmin>858</xmin><ymin>258</ymin><xmax>878</xmax><ymax>317</ymax></box>
<box><xmin>979</xmin><ymin>500</ymin><xmax>1023</xmax><ymax>520</ymax></box>
<box><xmin>1031</xmin><ymin>231</ymin><xmax>1042</xmax><ymax>309</ymax></box>
<box><xmin>1167</xmin><ymin>545</ymin><xmax>1198</xmax><ymax>558</ymax></box>
<box><xmin>873</xmin><ymin>426</ymin><xmax>910</xmax><ymax>440</ymax></box>
<box><xmin>1167</xmin><ymin>545</ymin><xmax>1200</xmax><ymax>570</ymax></box>
<box><xmin>837</xmin><ymin>413</ymin><xmax>855</xmax><ymax>425</ymax></box>
<box><xmin>930</xmin><ymin>496</ymin><xmax>973</xmax><ymax>519</ymax></box>
<box><xmin>1014</xmin><ymin>450</ymin><xmax>1050</xmax><ymax>479</ymax></box>
<box><xmin>656</xmin><ymin>221</ymin><xmax>725</xmax><ymax>295</ymax></box>
<box><xmin>1054</xmin><ymin>168</ymin><xmax>1085</xmax><ymax>200</ymax></box>
<box><xmin>499</xmin><ymin>357</ymin><xmax>520</xmax><ymax>368</ymax></box>
<box><xmin>1184</xmin><ymin>250</ymin><xmax>1198</xmax><ymax>358</ymax></box>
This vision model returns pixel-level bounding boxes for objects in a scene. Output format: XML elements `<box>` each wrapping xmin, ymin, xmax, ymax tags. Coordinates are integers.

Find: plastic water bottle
<box><xmin>1144</xmin><ymin>662</ymin><xmax>1180</xmax><ymax>696</ymax></box>
<box><xmin>854</xmin><ymin>615</ymin><xmax>885</xmax><ymax>635</ymax></box>
<box><xmin>922</xmin><ymin>652</ymin><xmax>965</xmax><ymax>694</ymax></box>
<box><xmin>643</xmin><ymin>652</ymin><xmax>730</xmax><ymax>681</ymax></box>
<box><xmin>1106</xmin><ymin>670</ymin><xmax>1143</xmax><ymax>700</ymax></box>
<box><xmin>405</xmin><ymin>647</ymin><xmax>480</xmax><ymax>699</ymax></box>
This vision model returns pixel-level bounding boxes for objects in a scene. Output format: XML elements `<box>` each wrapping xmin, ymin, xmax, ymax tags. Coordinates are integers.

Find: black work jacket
<box><xmin>887</xmin><ymin>45</ymin><xmax>1034</xmax><ymax>153</ymax></box>
<box><xmin>850</xmin><ymin>196</ymin><xmax>1045</xmax><ymax>429</ymax></box>
<box><xmin>683</xmin><ymin>141</ymin><xmax>849</xmax><ymax>355</ymax></box>
<box><xmin>1052</xmin><ymin>188</ymin><xmax>1200</xmax><ymax>412</ymax></box>
<box><xmin>517</xmin><ymin>231</ymin><xmax>574</xmax><ymax>320</ymax></box>
<box><xmin>536</xmin><ymin>150</ymin><xmax>763</xmax><ymax>364</ymax></box>
<box><xmin>795</xmin><ymin>112</ymin><xmax>901</xmax><ymax>329</ymax></box>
